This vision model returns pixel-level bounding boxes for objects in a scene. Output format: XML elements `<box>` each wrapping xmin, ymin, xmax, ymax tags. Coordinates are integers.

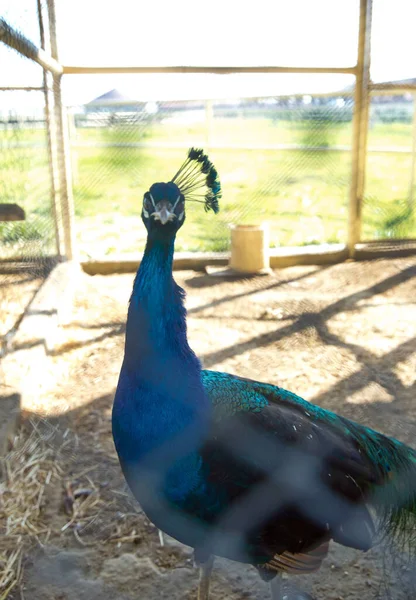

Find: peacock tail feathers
<box><xmin>170</xmin><ymin>147</ymin><xmax>221</xmax><ymax>214</ymax></box>
<box><xmin>268</xmin><ymin>385</ymin><xmax>416</xmax><ymax>552</ymax></box>
<box><xmin>202</xmin><ymin>370</ymin><xmax>416</xmax><ymax>556</ymax></box>
<box><xmin>369</xmin><ymin>441</ymin><xmax>416</xmax><ymax>554</ymax></box>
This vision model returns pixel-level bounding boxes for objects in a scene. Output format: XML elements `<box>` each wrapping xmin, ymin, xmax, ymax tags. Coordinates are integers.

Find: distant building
<box><xmin>79</xmin><ymin>89</ymin><xmax>160</xmax><ymax>127</ymax></box>
<box><xmin>84</xmin><ymin>89</ymin><xmax>145</xmax><ymax>113</ymax></box>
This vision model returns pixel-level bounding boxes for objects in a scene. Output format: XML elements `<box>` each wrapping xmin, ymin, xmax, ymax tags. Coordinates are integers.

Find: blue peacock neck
<box><xmin>131</xmin><ymin>232</ymin><xmax>176</xmax><ymax>313</ymax></box>
<box><xmin>115</xmin><ymin>228</ymin><xmax>210</xmax><ymax>497</ymax></box>
<box><xmin>124</xmin><ymin>230</ymin><xmax>201</xmax><ymax>380</ymax></box>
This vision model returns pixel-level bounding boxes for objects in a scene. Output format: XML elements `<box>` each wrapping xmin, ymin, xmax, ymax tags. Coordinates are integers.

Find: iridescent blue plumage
<box><xmin>112</xmin><ymin>181</ymin><xmax>208</xmax><ymax>515</ymax></box>
<box><xmin>112</xmin><ymin>155</ymin><xmax>416</xmax><ymax>598</ymax></box>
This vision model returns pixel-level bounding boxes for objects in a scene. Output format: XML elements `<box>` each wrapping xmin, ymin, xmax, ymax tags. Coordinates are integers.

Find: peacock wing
<box><xmin>202</xmin><ymin>369</ymin><xmax>384</xmax><ymax>489</ymax></box>
<box><xmin>200</xmin><ymin>369</ymin><xmax>381</xmax><ymax>555</ymax></box>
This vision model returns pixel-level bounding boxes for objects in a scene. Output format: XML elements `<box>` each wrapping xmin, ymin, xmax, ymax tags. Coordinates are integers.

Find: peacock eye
<box><xmin>143</xmin><ymin>196</ymin><xmax>152</xmax><ymax>217</ymax></box>
<box><xmin>177</xmin><ymin>200</ymin><xmax>185</xmax><ymax>220</ymax></box>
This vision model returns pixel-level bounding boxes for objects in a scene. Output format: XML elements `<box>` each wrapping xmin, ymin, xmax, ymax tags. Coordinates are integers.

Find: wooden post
<box><xmin>44</xmin><ymin>72</ymin><xmax>63</xmax><ymax>257</ymax></box>
<box><xmin>348</xmin><ymin>0</ymin><xmax>372</xmax><ymax>256</ymax></box>
<box><xmin>47</xmin><ymin>0</ymin><xmax>76</xmax><ymax>260</ymax></box>
<box><xmin>37</xmin><ymin>0</ymin><xmax>61</xmax><ymax>257</ymax></box>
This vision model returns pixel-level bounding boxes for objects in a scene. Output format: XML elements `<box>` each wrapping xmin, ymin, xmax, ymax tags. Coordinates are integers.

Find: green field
<box><xmin>1</xmin><ymin>116</ymin><xmax>415</xmax><ymax>259</ymax></box>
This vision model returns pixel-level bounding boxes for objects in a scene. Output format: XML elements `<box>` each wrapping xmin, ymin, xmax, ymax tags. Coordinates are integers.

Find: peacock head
<box><xmin>141</xmin><ymin>148</ymin><xmax>221</xmax><ymax>238</ymax></box>
<box><xmin>142</xmin><ymin>182</ymin><xmax>185</xmax><ymax>236</ymax></box>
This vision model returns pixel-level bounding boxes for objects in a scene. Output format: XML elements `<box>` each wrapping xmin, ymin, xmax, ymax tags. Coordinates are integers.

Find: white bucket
<box><xmin>229</xmin><ymin>223</ymin><xmax>270</xmax><ymax>274</ymax></box>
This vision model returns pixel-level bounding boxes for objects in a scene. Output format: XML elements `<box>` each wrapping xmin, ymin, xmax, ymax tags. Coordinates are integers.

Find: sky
<box><xmin>1</xmin><ymin>0</ymin><xmax>416</xmax><ymax>109</ymax></box>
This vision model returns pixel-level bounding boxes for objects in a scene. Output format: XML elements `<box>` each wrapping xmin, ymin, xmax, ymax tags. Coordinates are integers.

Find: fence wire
<box><xmin>67</xmin><ymin>92</ymin><xmax>355</xmax><ymax>258</ymax></box>
<box><xmin>1</xmin><ymin>2</ymin><xmax>416</xmax><ymax>600</ymax></box>
<box><xmin>0</xmin><ymin>91</ymin><xmax>55</xmax><ymax>262</ymax></box>
<box><xmin>362</xmin><ymin>96</ymin><xmax>416</xmax><ymax>241</ymax></box>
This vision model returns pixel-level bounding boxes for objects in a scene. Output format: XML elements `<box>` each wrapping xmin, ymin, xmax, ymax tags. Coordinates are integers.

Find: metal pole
<box><xmin>47</xmin><ymin>0</ymin><xmax>75</xmax><ymax>260</ymax></box>
<box><xmin>37</xmin><ymin>0</ymin><xmax>61</xmax><ymax>258</ymax></box>
<box><xmin>348</xmin><ymin>0</ymin><xmax>372</xmax><ymax>256</ymax></box>
<box><xmin>408</xmin><ymin>95</ymin><xmax>416</xmax><ymax>210</ymax></box>
<box><xmin>0</xmin><ymin>18</ymin><xmax>62</xmax><ymax>75</ymax></box>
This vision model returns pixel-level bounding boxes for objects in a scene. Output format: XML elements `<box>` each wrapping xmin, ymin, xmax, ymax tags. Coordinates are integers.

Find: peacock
<box><xmin>112</xmin><ymin>148</ymin><xmax>416</xmax><ymax>600</ymax></box>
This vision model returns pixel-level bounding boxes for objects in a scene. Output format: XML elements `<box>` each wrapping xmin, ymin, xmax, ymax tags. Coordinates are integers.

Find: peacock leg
<box><xmin>270</xmin><ymin>573</ymin><xmax>287</xmax><ymax>600</ymax></box>
<box><xmin>270</xmin><ymin>574</ymin><xmax>315</xmax><ymax>600</ymax></box>
<box><xmin>196</xmin><ymin>554</ymin><xmax>214</xmax><ymax>600</ymax></box>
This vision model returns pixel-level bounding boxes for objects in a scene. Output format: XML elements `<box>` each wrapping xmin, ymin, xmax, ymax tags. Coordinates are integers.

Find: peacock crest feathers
<box><xmin>170</xmin><ymin>147</ymin><xmax>221</xmax><ymax>214</ymax></box>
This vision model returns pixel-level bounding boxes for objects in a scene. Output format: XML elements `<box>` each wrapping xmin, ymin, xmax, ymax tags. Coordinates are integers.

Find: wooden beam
<box><xmin>0</xmin><ymin>86</ymin><xmax>44</xmax><ymax>91</ymax></box>
<box><xmin>0</xmin><ymin>393</ymin><xmax>21</xmax><ymax>478</ymax></box>
<box><xmin>0</xmin><ymin>203</ymin><xmax>26</xmax><ymax>221</ymax></box>
<box><xmin>63</xmin><ymin>65</ymin><xmax>357</xmax><ymax>75</ymax></box>
<box><xmin>79</xmin><ymin>246</ymin><xmax>350</xmax><ymax>275</ymax></box>
<box><xmin>370</xmin><ymin>83</ymin><xmax>416</xmax><ymax>94</ymax></box>
<box><xmin>0</xmin><ymin>18</ymin><xmax>62</xmax><ymax>75</ymax></box>
<box><xmin>355</xmin><ymin>240</ymin><xmax>416</xmax><ymax>259</ymax></box>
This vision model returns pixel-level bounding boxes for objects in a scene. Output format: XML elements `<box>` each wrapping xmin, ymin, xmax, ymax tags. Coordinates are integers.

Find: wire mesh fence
<box><xmin>66</xmin><ymin>86</ymin><xmax>356</xmax><ymax>259</ymax></box>
<box><xmin>0</xmin><ymin>90</ymin><xmax>55</xmax><ymax>261</ymax></box>
<box><xmin>0</xmin><ymin>0</ymin><xmax>55</xmax><ymax>266</ymax></box>
<box><xmin>2</xmin><ymin>85</ymin><xmax>416</xmax><ymax>261</ymax></box>
<box><xmin>0</xmin><ymin>1</ymin><xmax>56</xmax><ymax>363</ymax></box>
<box><xmin>65</xmin><ymin>87</ymin><xmax>416</xmax><ymax>258</ymax></box>
<box><xmin>362</xmin><ymin>96</ymin><xmax>416</xmax><ymax>241</ymax></box>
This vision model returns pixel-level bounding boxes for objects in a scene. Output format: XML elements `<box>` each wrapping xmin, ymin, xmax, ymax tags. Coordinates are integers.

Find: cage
<box><xmin>1</xmin><ymin>1</ymin><xmax>416</xmax><ymax>599</ymax></box>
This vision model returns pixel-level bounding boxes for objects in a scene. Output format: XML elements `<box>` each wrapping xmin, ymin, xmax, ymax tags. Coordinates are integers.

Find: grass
<box><xmin>1</xmin><ymin>115</ymin><xmax>415</xmax><ymax>258</ymax></box>
<box><xmin>0</xmin><ymin>126</ymin><xmax>56</xmax><ymax>258</ymax></box>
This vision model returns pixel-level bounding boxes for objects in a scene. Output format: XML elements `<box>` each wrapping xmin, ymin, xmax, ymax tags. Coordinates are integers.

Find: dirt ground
<box><xmin>6</xmin><ymin>256</ymin><xmax>416</xmax><ymax>599</ymax></box>
<box><xmin>0</xmin><ymin>272</ymin><xmax>44</xmax><ymax>355</ymax></box>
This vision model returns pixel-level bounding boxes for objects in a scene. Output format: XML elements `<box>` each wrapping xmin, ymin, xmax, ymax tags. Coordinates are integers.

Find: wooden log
<box><xmin>0</xmin><ymin>203</ymin><xmax>26</xmax><ymax>221</ymax></box>
<box><xmin>0</xmin><ymin>393</ymin><xmax>21</xmax><ymax>478</ymax></box>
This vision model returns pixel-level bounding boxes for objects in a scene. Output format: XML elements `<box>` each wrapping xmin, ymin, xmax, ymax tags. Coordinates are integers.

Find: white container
<box><xmin>229</xmin><ymin>223</ymin><xmax>271</xmax><ymax>274</ymax></box>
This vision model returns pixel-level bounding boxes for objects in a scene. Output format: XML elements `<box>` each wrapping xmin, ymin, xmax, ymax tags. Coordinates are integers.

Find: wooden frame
<box><xmin>0</xmin><ymin>18</ymin><xmax>62</xmax><ymax>75</ymax></box>
<box><xmin>62</xmin><ymin>65</ymin><xmax>357</xmax><ymax>75</ymax></box>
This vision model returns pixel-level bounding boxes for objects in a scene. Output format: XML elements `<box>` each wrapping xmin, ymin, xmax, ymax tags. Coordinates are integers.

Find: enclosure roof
<box><xmin>85</xmin><ymin>88</ymin><xmax>136</xmax><ymax>106</ymax></box>
<box><xmin>381</xmin><ymin>77</ymin><xmax>416</xmax><ymax>85</ymax></box>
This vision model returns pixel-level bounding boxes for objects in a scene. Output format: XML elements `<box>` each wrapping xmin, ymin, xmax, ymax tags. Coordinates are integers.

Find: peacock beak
<box><xmin>151</xmin><ymin>201</ymin><xmax>176</xmax><ymax>225</ymax></box>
